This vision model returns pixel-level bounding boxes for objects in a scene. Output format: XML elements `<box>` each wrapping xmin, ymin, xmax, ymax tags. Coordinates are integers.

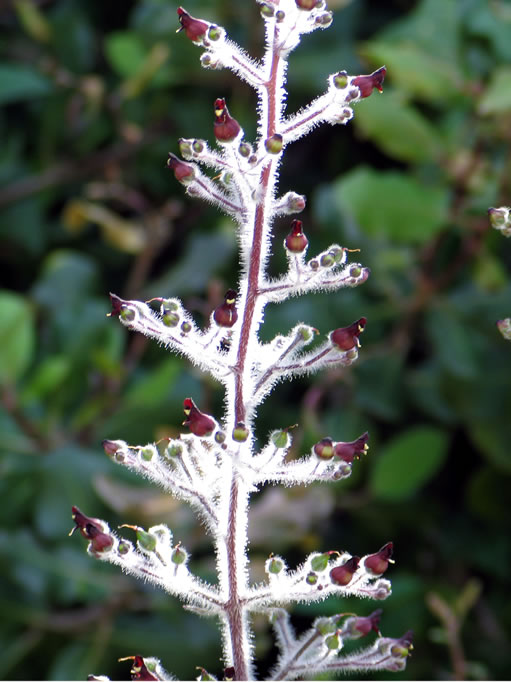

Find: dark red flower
<box><xmin>119</xmin><ymin>656</ymin><xmax>158</xmax><ymax>681</ymax></box>
<box><xmin>364</xmin><ymin>542</ymin><xmax>393</xmax><ymax>575</ymax></box>
<box><xmin>71</xmin><ymin>506</ymin><xmax>113</xmax><ymax>554</ymax></box>
<box><xmin>285</xmin><ymin>219</ymin><xmax>309</xmax><ymax>253</ymax></box>
<box><xmin>352</xmin><ymin>66</ymin><xmax>386</xmax><ymax>99</ymax></box>
<box><xmin>334</xmin><ymin>432</ymin><xmax>369</xmax><ymax>463</ymax></box>
<box><xmin>213</xmin><ymin>289</ymin><xmax>238</xmax><ymax>327</ymax></box>
<box><xmin>349</xmin><ymin>609</ymin><xmax>382</xmax><ymax>637</ymax></box>
<box><xmin>177</xmin><ymin>7</ymin><xmax>209</xmax><ymax>43</ymax></box>
<box><xmin>330</xmin><ymin>556</ymin><xmax>360</xmax><ymax>586</ymax></box>
<box><xmin>213</xmin><ymin>98</ymin><xmax>241</xmax><ymax>143</ymax></box>
<box><xmin>182</xmin><ymin>397</ymin><xmax>216</xmax><ymax>437</ymax></box>
<box><xmin>167</xmin><ymin>153</ymin><xmax>195</xmax><ymax>183</ymax></box>
<box><xmin>330</xmin><ymin>317</ymin><xmax>366</xmax><ymax>351</ymax></box>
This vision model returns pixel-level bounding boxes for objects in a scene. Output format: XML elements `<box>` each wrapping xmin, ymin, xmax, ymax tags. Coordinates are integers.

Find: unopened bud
<box><xmin>320</xmin><ymin>252</ymin><xmax>335</xmax><ymax>267</ymax></box>
<box><xmin>213</xmin><ymin>289</ymin><xmax>238</xmax><ymax>327</ymax></box>
<box><xmin>265</xmin><ymin>134</ymin><xmax>283</xmax><ymax>154</ymax></box>
<box><xmin>171</xmin><ymin>545</ymin><xmax>187</xmax><ymax>564</ymax></box>
<box><xmin>313</xmin><ymin>437</ymin><xmax>334</xmax><ymax>460</ymax></box>
<box><xmin>315</xmin><ymin>11</ymin><xmax>333</xmax><ymax>27</ymax></box>
<box><xmin>260</xmin><ymin>3</ymin><xmax>275</xmax><ymax>18</ymax></box>
<box><xmin>214</xmin><ymin>98</ymin><xmax>241</xmax><ymax>143</ymax></box>
<box><xmin>333</xmin><ymin>70</ymin><xmax>348</xmax><ymax>89</ymax></box>
<box><xmin>267</xmin><ymin>556</ymin><xmax>284</xmax><ymax>574</ymax></box>
<box><xmin>391</xmin><ymin>630</ymin><xmax>414</xmax><ymax>658</ymax></box>
<box><xmin>271</xmin><ymin>429</ymin><xmax>290</xmax><ymax>449</ymax></box>
<box><xmin>295</xmin><ymin>0</ymin><xmax>319</xmax><ymax>9</ymax></box>
<box><xmin>182</xmin><ymin>397</ymin><xmax>216</xmax><ymax>437</ymax></box>
<box><xmin>285</xmin><ymin>219</ymin><xmax>309</xmax><ymax>253</ymax></box>
<box><xmin>364</xmin><ymin>542</ymin><xmax>393</xmax><ymax>576</ymax></box>
<box><xmin>325</xmin><ymin>632</ymin><xmax>340</xmax><ymax>650</ymax></box>
<box><xmin>306</xmin><ymin>571</ymin><xmax>318</xmax><ymax>585</ymax></box>
<box><xmin>310</xmin><ymin>552</ymin><xmax>330</xmax><ymax>572</ymax></box>
<box><xmin>181</xmin><ymin>321</ymin><xmax>192</xmax><ymax>334</ymax></box>
<box><xmin>315</xmin><ymin>617</ymin><xmax>337</xmax><ymax>635</ymax></box>
<box><xmin>330</xmin><ymin>317</ymin><xmax>366</xmax><ymax>351</ymax></box>
<box><xmin>275</xmin><ymin>10</ymin><xmax>285</xmax><ymax>22</ymax></box>
<box><xmin>239</xmin><ymin>141</ymin><xmax>252</xmax><ymax>158</ymax></box>
<box><xmin>345</xmin><ymin>609</ymin><xmax>382</xmax><ymax>638</ymax></box>
<box><xmin>136</xmin><ymin>528</ymin><xmax>157</xmax><ymax>552</ymax></box>
<box><xmin>232</xmin><ymin>422</ymin><xmax>249</xmax><ymax>442</ymax></box>
<box><xmin>102</xmin><ymin>439</ymin><xmax>121</xmax><ymax>457</ymax></box>
<box><xmin>178</xmin><ymin>138</ymin><xmax>193</xmax><ymax>158</ymax></box>
<box><xmin>352</xmin><ymin>66</ymin><xmax>386</xmax><ymax>99</ymax></box>
<box><xmin>215</xmin><ymin>430</ymin><xmax>226</xmax><ymax>444</ymax></box>
<box><xmin>330</xmin><ymin>556</ymin><xmax>360</xmax><ymax>586</ymax></box>
<box><xmin>167</xmin><ymin>153</ymin><xmax>195</xmax><ymax>184</ymax></box>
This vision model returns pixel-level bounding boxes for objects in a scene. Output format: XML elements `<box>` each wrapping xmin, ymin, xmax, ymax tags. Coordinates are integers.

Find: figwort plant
<box><xmin>71</xmin><ymin>2</ymin><xmax>413</xmax><ymax>679</ymax></box>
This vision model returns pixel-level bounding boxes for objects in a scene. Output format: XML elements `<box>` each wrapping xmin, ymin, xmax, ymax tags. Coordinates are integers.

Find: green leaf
<box><xmin>479</xmin><ymin>67</ymin><xmax>511</xmax><ymax>114</ymax></box>
<box><xmin>0</xmin><ymin>291</ymin><xmax>35</xmax><ymax>385</ymax></box>
<box><xmin>360</xmin><ymin>41</ymin><xmax>461</xmax><ymax>101</ymax></box>
<box><xmin>370</xmin><ymin>426</ymin><xmax>449</xmax><ymax>500</ymax></box>
<box><xmin>0</xmin><ymin>64</ymin><xmax>53</xmax><ymax>105</ymax></box>
<box><xmin>104</xmin><ymin>31</ymin><xmax>146</xmax><ymax>78</ymax></box>
<box><xmin>354</xmin><ymin>89</ymin><xmax>444</xmax><ymax>162</ymax></box>
<box><xmin>333</xmin><ymin>167</ymin><xmax>448</xmax><ymax>244</ymax></box>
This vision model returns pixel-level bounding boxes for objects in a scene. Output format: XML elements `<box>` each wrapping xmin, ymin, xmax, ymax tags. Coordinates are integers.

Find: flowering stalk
<box><xmin>72</xmin><ymin>2</ymin><xmax>412</xmax><ymax>679</ymax></box>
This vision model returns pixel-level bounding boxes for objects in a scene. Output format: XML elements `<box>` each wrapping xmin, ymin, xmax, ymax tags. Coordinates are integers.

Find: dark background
<box><xmin>1</xmin><ymin>0</ymin><xmax>511</xmax><ymax>679</ymax></box>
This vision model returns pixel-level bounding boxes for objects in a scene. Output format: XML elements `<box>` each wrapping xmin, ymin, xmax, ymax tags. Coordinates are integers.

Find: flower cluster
<box><xmin>72</xmin><ymin>2</ymin><xmax>412</xmax><ymax>679</ymax></box>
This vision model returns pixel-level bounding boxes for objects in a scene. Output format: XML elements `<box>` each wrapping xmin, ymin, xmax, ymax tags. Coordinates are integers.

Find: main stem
<box><xmin>221</xmin><ymin>25</ymin><xmax>284</xmax><ymax>681</ymax></box>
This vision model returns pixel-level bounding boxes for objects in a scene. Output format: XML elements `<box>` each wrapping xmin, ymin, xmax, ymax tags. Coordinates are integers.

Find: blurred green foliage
<box><xmin>1</xmin><ymin>0</ymin><xmax>511</xmax><ymax>679</ymax></box>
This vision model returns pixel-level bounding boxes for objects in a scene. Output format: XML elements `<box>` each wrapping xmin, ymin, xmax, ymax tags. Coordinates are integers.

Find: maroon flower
<box><xmin>119</xmin><ymin>655</ymin><xmax>158</xmax><ymax>681</ymax></box>
<box><xmin>182</xmin><ymin>397</ymin><xmax>216</xmax><ymax>437</ymax></box>
<box><xmin>334</xmin><ymin>431</ymin><xmax>369</xmax><ymax>463</ymax></box>
<box><xmin>285</xmin><ymin>219</ymin><xmax>309</xmax><ymax>253</ymax></box>
<box><xmin>167</xmin><ymin>153</ymin><xmax>195</xmax><ymax>183</ymax></box>
<box><xmin>213</xmin><ymin>289</ymin><xmax>238</xmax><ymax>327</ymax></box>
<box><xmin>348</xmin><ymin>609</ymin><xmax>382</xmax><ymax>637</ymax></box>
<box><xmin>352</xmin><ymin>66</ymin><xmax>386</xmax><ymax>99</ymax></box>
<box><xmin>71</xmin><ymin>506</ymin><xmax>113</xmax><ymax>554</ymax></box>
<box><xmin>364</xmin><ymin>542</ymin><xmax>393</xmax><ymax>575</ymax></box>
<box><xmin>330</xmin><ymin>556</ymin><xmax>360</xmax><ymax>586</ymax></box>
<box><xmin>214</xmin><ymin>98</ymin><xmax>241</xmax><ymax>143</ymax></box>
<box><xmin>295</xmin><ymin>0</ymin><xmax>320</xmax><ymax>9</ymax></box>
<box><xmin>330</xmin><ymin>318</ymin><xmax>366</xmax><ymax>351</ymax></box>
<box><xmin>177</xmin><ymin>7</ymin><xmax>209</xmax><ymax>43</ymax></box>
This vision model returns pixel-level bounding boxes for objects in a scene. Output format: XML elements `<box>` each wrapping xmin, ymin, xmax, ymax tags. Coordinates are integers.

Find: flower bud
<box><xmin>313</xmin><ymin>437</ymin><xmax>334</xmax><ymax>460</ymax></box>
<box><xmin>325</xmin><ymin>632</ymin><xmax>340</xmax><ymax>650</ymax></box>
<box><xmin>276</xmin><ymin>10</ymin><xmax>285</xmax><ymax>22</ymax></box>
<box><xmin>320</xmin><ymin>252</ymin><xmax>335</xmax><ymax>267</ymax></box>
<box><xmin>330</xmin><ymin>556</ymin><xmax>360</xmax><ymax>586</ymax></box>
<box><xmin>306</xmin><ymin>571</ymin><xmax>318</xmax><ymax>585</ymax></box>
<box><xmin>109</xmin><ymin>293</ymin><xmax>136</xmax><ymax>323</ymax></box>
<box><xmin>330</xmin><ymin>317</ymin><xmax>366</xmax><ymax>351</ymax></box>
<box><xmin>232</xmin><ymin>422</ymin><xmax>249</xmax><ymax>442</ymax></box>
<box><xmin>178</xmin><ymin>138</ymin><xmax>193</xmax><ymax>159</ymax></box>
<box><xmin>135</xmin><ymin>528</ymin><xmax>157</xmax><ymax>552</ymax></box>
<box><xmin>182</xmin><ymin>397</ymin><xmax>216</xmax><ymax>437</ymax></box>
<box><xmin>333</xmin><ymin>70</ymin><xmax>348</xmax><ymax>89</ymax></box>
<box><xmin>266</xmin><ymin>556</ymin><xmax>284</xmax><ymax>575</ymax></box>
<box><xmin>364</xmin><ymin>542</ymin><xmax>393</xmax><ymax>576</ymax></box>
<box><xmin>192</xmin><ymin>139</ymin><xmax>205</xmax><ymax>154</ymax></box>
<box><xmin>177</xmin><ymin>7</ymin><xmax>209</xmax><ymax>44</ymax></box>
<box><xmin>488</xmin><ymin>207</ymin><xmax>508</xmax><ymax>228</ymax></box>
<box><xmin>120</xmin><ymin>655</ymin><xmax>158</xmax><ymax>681</ymax></box>
<box><xmin>309</xmin><ymin>259</ymin><xmax>319</xmax><ymax>270</ymax></box>
<box><xmin>71</xmin><ymin>506</ymin><xmax>114</xmax><ymax>554</ymax></box>
<box><xmin>271</xmin><ymin>429</ymin><xmax>290</xmax><ymax>449</ymax></box>
<box><xmin>285</xmin><ymin>219</ymin><xmax>309</xmax><ymax>253</ymax></box>
<box><xmin>334</xmin><ymin>431</ymin><xmax>369</xmax><ymax>463</ymax></box>
<box><xmin>223</xmin><ymin>667</ymin><xmax>235</xmax><ymax>681</ymax></box>
<box><xmin>213</xmin><ymin>289</ymin><xmax>238</xmax><ymax>328</ymax></box>
<box><xmin>102</xmin><ymin>439</ymin><xmax>122</xmax><ymax>457</ymax></box>
<box><xmin>260</xmin><ymin>3</ymin><xmax>275</xmax><ymax>18</ymax></box>
<box><xmin>265</xmin><ymin>133</ymin><xmax>283</xmax><ymax>154</ymax></box>
<box><xmin>344</xmin><ymin>609</ymin><xmax>382</xmax><ymax>638</ymax></box>
<box><xmin>215</xmin><ymin>430</ymin><xmax>226</xmax><ymax>444</ymax></box>
<box><xmin>295</xmin><ymin>0</ymin><xmax>319</xmax><ymax>9</ymax></box>
<box><xmin>239</xmin><ymin>141</ymin><xmax>252</xmax><ymax>158</ymax></box>
<box><xmin>171</xmin><ymin>544</ymin><xmax>188</xmax><ymax>565</ymax></box>
<box><xmin>315</xmin><ymin>616</ymin><xmax>337</xmax><ymax>635</ymax></box>
<box><xmin>352</xmin><ymin>66</ymin><xmax>386</xmax><ymax>99</ymax></box>
<box><xmin>214</xmin><ymin>98</ymin><xmax>241</xmax><ymax>143</ymax></box>
<box><xmin>167</xmin><ymin>153</ymin><xmax>195</xmax><ymax>184</ymax></box>
<box><xmin>315</xmin><ymin>11</ymin><xmax>333</xmax><ymax>27</ymax></box>
<box><xmin>165</xmin><ymin>442</ymin><xmax>183</xmax><ymax>458</ymax></box>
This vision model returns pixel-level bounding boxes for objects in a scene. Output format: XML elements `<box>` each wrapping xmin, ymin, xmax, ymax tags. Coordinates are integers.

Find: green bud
<box><xmin>334</xmin><ymin>71</ymin><xmax>348</xmax><ymax>89</ymax></box>
<box><xmin>165</xmin><ymin>443</ymin><xmax>183</xmax><ymax>458</ymax></box>
<box><xmin>265</xmin><ymin>134</ymin><xmax>283</xmax><ymax>154</ymax></box>
<box><xmin>349</xmin><ymin>264</ymin><xmax>362</xmax><ymax>278</ymax></box>
<box><xmin>268</xmin><ymin>557</ymin><xmax>284</xmax><ymax>574</ymax></box>
<box><xmin>239</xmin><ymin>142</ymin><xmax>252</xmax><ymax>157</ymax></box>
<box><xmin>260</xmin><ymin>3</ymin><xmax>274</xmax><ymax>18</ymax></box>
<box><xmin>215</xmin><ymin>430</ymin><xmax>226</xmax><ymax>444</ymax></box>
<box><xmin>320</xmin><ymin>253</ymin><xmax>335</xmax><ymax>267</ymax></box>
<box><xmin>181</xmin><ymin>321</ymin><xmax>192</xmax><ymax>334</ymax></box>
<box><xmin>330</xmin><ymin>246</ymin><xmax>344</xmax><ymax>263</ymax></box>
<box><xmin>178</xmin><ymin>138</ymin><xmax>193</xmax><ymax>158</ymax></box>
<box><xmin>192</xmin><ymin>139</ymin><xmax>205</xmax><ymax>154</ymax></box>
<box><xmin>325</xmin><ymin>633</ymin><xmax>340</xmax><ymax>650</ymax></box>
<box><xmin>309</xmin><ymin>259</ymin><xmax>319</xmax><ymax>270</ymax></box>
<box><xmin>162</xmin><ymin>311</ymin><xmax>180</xmax><ymax>327</ymax></box>
<box><xmin>118</xmin><ymin>540</ymin><xmax>131</xmax><ymax>555</ymax></box>
<box><xmin>232</xmin><ymin>422</ymin><xmax>249</xmax><ymax>442</ymax></box>
<box><xmin>315</xmin><ymin>617</ymin><xmax>337</xmax><ymax>635</ymax></box>
<box><xmin>208</xmin><ymin>25</ymin><xmax>222</xmax><ymax>41</ymax></box>
<box><xmin>276</xmin><ymin>10</ymin><xmax>285</xmax><ymax>22</ymax></box>
<box><xmin>136</xmin><ymin>528</ymin><xmax>157</xmax><ymax>552</ymax></box>
<box><xmin>171</xmin><ymin>545</ymin><xmax>187</xmax><ymax>564</ymax></box>
<box><xmin>120</xmin><ymin>306</ymin><xmax>136</xmax><ymax>323</ymax></box>
<box><xmin>141</xmin><ymin>446</ymin><xmax>154</xmax><ymax>461</ymax></box>
<box><xmin>306</xmin><ymin>571</ymin><xmax>318</xmax><ymax>585</ymax></box>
